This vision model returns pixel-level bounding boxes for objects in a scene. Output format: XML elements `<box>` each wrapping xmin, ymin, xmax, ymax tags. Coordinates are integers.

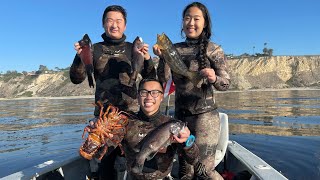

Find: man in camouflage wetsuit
<box><xmin>70</xmin><ymin>5</ymin><xmax>155</xmax><ymax>179</ymax></box>
<box><xmin>121</xmin><ymin>78</ymin><xmax>199</xmax><ymax>180</ymax></box>
<box><xmin>154</xmin><ymin>2</ymin><xmax>230</xmax><ymax>179</ymax></box>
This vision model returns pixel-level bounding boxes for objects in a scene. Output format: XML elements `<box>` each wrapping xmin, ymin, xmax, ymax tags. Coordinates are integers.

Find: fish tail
<box><xmin>128</xmin><ymin>71</ymin><xmax>138</xmax><ymax>87</ymax></box>
<box><xmin>85</xmin><ymin>64</ymin><xmax>94</xmax><ymax>88</ymax></box>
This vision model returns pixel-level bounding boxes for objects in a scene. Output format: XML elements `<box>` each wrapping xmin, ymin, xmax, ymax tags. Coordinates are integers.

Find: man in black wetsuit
<box><xmin>106</xmin><ymin>78</ymin><xmax>200</xmax><ymax>180</ymax></box>
<box><xmin>70</xmin><ymin>5</ymin><xmax>155</xmax><ymax>179</ymax></box>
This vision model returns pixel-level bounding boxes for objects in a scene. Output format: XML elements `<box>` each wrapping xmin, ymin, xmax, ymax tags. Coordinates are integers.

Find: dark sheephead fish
<box><xmin>129</xmin><ymin>36</ymin><xmax>144</xmax><ymax>86</ymax></box>
<box><xmin>131</xmin><ymin>120</ymin><xmax>185</xmax><ymax>173</ymax></box>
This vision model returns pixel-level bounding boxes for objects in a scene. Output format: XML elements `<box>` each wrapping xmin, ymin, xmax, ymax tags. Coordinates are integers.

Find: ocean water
<box><xmin>0</xmin><ymin>89</ymin><xmax>319</xmax><ymax>179</ymax></box>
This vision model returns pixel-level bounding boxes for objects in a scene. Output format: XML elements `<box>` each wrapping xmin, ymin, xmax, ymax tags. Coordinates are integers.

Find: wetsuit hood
<box><xmin>101</xmin><ymin>33</ymin><xmax>126</xmax><ymax>45</ymax></box>
<box><xmin>137</xmin><ymin>109</ymin><xmax>161</xmax><ymax>122</ymax></box>
<box><xmin>185</xmin><ymin>38</ymin><xmax>201</xmax><ymax>46</ymax></box>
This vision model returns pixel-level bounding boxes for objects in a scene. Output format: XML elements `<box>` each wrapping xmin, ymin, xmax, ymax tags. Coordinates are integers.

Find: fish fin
<box><xmin>88</xmin><ymin>75</ymin><xmax>94</xmax><ymax>88</ymax></box>
<box><xmin>128</xmin><ymin>71</ymin><xmax>138</xmax><ymax>87</ymax></box>
<box><xmin>131</xmin><ymin>162</ymin><xmax>143</xmax><ymax>174</ymax></box>
<box><xmin>146</xmin><ymin>151</ymin><xmax>158</xmax><ymax>161</ymax></box>
<box><xmin>132</xmin><ymin>147</ymin><xmax>140</xmax><ymax>153</ymax></box>
<box><xmin>133</xmin><ymin>141</ymin><xmax>143</xmax><ymax>152</ymax></box>
<box><xmin>188</xmin><ymin>71</ymin><xmax>203</xmax><ymax>88</ymax></box>
<box><xmin>85</xmin><ymin>64</ymin><xmax>95</xmax><ymax>88</ymax></box>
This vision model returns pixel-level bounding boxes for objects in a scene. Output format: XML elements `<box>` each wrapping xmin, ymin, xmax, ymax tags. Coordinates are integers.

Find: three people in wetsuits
<box><xmin>72</xmin><ymin>2</ymin><xmax>230</xmax><ymax>180</ymax></box>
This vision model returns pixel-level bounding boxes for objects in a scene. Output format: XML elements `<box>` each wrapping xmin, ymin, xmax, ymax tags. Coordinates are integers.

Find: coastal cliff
<box><xmin>228</xmin><ymin>55</ymin><xmax>320</xmax><ymax>90</ymax></box>
<box><xmin>0</xmin><ymin>71</ymin><xmax>95</xmax><ymax>98</ymax></box>
<box><xmin>0</xmin><ymin>55</ymin><xmax>319</xmax><ymax>98</ymax></box>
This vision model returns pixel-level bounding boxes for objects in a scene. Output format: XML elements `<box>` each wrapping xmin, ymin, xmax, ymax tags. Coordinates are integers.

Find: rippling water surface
<box><xmin>0</xmin><ymin>90</ymin><xmax>319</xmax><ymax>179</ymax></box>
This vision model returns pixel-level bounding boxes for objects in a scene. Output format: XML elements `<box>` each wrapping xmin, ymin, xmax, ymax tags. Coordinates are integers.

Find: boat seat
<box><xmin>214</xmin><ymin>112</ymin><xmax>229</xmax><ymax>167</ymax></box>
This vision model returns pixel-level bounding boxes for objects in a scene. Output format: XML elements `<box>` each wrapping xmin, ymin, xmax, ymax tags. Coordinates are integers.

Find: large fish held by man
<box><xmin>129</xmin><ymin>36</ymin><xmax>145</xmax><ymax>86</ymax></box>
<box><xmin>78</xmin><ymin>34</ymin><xmax>94</xmax><ymax>88</ymax></box>
<box><xmin>156</xmin><ymin>33</ymin><xmax>203</xmax><ymax>88</ymax></box>
<box><xmin>131</xmin><ymin>120</ymin><xmax>186</xmax><ymax>173</ymax></box>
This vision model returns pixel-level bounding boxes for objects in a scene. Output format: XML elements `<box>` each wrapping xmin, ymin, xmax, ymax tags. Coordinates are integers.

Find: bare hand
<box><xmin>153</xmin><ymin>44</ymin><xmax>162</xmax><ymax>58</ymax></box>
<box><xmin>200</xmin><ymin>68</ymin><xmax>217</xmax><ymax>83</ymax></box>
<box><xmin>134</xmin><ymin>42</ymin><xmax>151</xmax><ymax>60</ymax></box>
<box><xmin>74</xmin><ymin>42</ymin><xmax>82</xmax><ymax>55</ymax></box>
<box><xmin>141</xmin><ymin>43</ymin><xmax>151</xmax><ymax>60</ymax></box>
<box><xmin>173</xmin><ymin>126</ymin><xmax>191</xmax><ymax>143</ymax></box>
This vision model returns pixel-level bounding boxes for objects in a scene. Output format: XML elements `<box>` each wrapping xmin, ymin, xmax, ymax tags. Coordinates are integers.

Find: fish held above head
<box><xmin>156</xmin><ymin>33</ymin><xmax>203</xmax><ymax>88</ymax></box>
<box><xmin>129</xmin><ymin>36</ymin><xmax>145</xmax><ymax>86</ymax></box>
<box><xmin>131</xmin><ymin>120</ymin><xmax>186</xmax><ymax>174</ymax></box>
<box><xmin>78</xmin><ymin>34</ymin><xmax>95</xmax><ymax>88</ymax></box>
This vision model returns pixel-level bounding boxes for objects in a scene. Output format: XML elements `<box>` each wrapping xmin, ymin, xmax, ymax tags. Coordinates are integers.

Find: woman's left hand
<box><xmin>200</xmin><ymin>68</ymin><xmax>217</xmax><ymax>83</ymax></box>
<box><xmin>173</xmin><ymin>126</ymin><xmax>191</xmax><ymax>143</ymax></box>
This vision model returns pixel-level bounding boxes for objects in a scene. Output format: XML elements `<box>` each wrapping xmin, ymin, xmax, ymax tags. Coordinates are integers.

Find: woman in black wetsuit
<box><xmin>153</xmin><ymin>2</ymin><xmax>230</xmax><ymax>179</ymax></box>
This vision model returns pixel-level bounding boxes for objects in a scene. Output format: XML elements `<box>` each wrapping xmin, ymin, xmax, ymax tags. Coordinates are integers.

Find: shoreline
<box><xmin>0</xmin><ymin>87</ymin><xmax>319</xmax><ymax>101</ymax></box>
<box><xmin>0</xmin><ymin>95</ymin><xmax>94</xmax><ymax>101</ymax></box>
<box><xmin>220</xmin><ymin>87</ymin><xmax>320</xmax><ymax>93</ymax></box>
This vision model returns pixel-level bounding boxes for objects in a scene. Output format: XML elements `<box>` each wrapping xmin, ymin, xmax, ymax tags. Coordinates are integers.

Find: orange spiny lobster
<box><xmin>79</xmin><ymin>101</ymin><xmax>130</xmax><ymax>160</ymax></box>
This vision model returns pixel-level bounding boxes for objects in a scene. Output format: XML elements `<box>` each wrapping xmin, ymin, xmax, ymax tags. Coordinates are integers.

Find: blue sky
<box><xmin>0</xmin><ymin>0</ymin><xmax>319</xmax><ymax>73</ymax></box>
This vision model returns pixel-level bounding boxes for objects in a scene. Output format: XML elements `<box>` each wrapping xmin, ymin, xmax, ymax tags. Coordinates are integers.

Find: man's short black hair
<box><xmin>138</xmin><ymin>78</ymin><xmax>164</xmax><ymax>92</ymax></box>
<box><xmin>102</xmin><ymin>5</ymin><xmax>127</xmax><ymax>25</ymax></box>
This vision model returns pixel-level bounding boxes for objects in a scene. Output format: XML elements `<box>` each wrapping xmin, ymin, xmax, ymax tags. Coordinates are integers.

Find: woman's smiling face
<box><xmin>183</xmin><ymin>6</ymin><xmax>206</xmax><ymax>39</ymax></box>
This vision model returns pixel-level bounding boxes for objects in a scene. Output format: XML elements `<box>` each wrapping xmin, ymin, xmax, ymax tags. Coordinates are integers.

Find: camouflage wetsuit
<box><xmin>123</xmin><ymin>110</ymin><xmax>199</xmax><ymax>180</ymax></box>
<box><xmin>157</xmin><ymin>40</ymin><xmax>230</xmax><ymax>179</ymax></box>
<box><xmin>70</xmin><ymin>33</ymin><xmax>156</xmax><ymax>179</ymax></box>
<box><xmin>70</xmin><ymin>33</ymin><xmax>156</xmax><ymax>115</ymax></box>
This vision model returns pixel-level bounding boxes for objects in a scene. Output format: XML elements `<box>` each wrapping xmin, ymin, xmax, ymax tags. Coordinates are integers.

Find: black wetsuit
<box><xmin>124</xmin><ymin>110</ymin><xmax>200</xmax><ymax>180</ymax></box>
<box><xmin>70</xmin><ymin>33</ymin><xmax>156</xmax><ymax>114</ymax></box>
<box><xmin>157</xmin><ymin>40</ymin><xmax>230</xmax><ymax>180</ymax></box>
<box><xmin>70</xmin><ymin>33</ymin><xmax>156</xmax><ymax>179</ymax></box>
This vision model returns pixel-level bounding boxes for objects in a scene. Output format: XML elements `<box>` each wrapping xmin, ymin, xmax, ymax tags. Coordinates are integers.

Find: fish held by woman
<box><xmin>156</xmin><ymin>33</ymin><xmax>203</xmax><ymax>88</ymax></box>
<box><xmin>78</xmin><ymin>34</ymin><xmax>95</xmax><ymax>88</ymax></box>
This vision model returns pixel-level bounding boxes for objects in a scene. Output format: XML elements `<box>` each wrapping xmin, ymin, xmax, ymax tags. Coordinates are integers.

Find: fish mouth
<box><xmin>156</xmin><ymin>33</ymin><xmax>167</xmax><ymax>49</ymax></box>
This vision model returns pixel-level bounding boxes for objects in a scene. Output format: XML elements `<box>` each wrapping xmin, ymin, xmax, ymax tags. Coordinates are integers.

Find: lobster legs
<box><xmin>79</xmin><ymin>101</ymin><xmax>129</xmax><ymax>160</ymax></box>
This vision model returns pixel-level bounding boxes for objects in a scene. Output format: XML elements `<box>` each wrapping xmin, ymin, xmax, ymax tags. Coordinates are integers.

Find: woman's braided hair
<box><xmin>181</xmin><ymin>2</ymin><xmax>212</xmax><ymax>70</ymax></box>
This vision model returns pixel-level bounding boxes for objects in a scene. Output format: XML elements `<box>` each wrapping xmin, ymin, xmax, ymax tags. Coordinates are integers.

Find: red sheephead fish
<box><xmin>78</xmin><ymin>34</ymin><xmax>94</xmax><ymax>88</ymax></box>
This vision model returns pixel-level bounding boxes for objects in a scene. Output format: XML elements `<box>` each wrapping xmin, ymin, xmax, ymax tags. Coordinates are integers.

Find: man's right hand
<box><xmin>74</xmin><ymin>42</ymin><xmax>82</xmax><ymax>55</ymax></box>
